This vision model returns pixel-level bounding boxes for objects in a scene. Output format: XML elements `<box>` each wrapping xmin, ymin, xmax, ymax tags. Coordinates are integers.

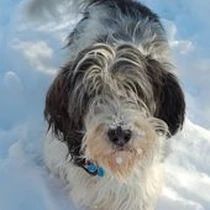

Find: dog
<box><xmin>44</xmin><ymin>0</ymin><xmax>185</xmax><ymax>209</ymax></box>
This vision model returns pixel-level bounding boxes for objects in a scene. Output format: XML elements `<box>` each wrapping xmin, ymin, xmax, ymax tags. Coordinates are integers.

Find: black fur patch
<box><xmin>146</xmin><ymin>57</ymin><xmax>185</xmax><ymax>135</ymax></box>
<box><xmin>44</xmin><ymin>63</ymin><xmax>85</xmax><ymax>162</ymax></box>
<box><xmin>68</xmin><ymin>0</ymin><xmax>163</xmax><ymax>47</ymax></box>
<box><xmin>89</xmin><ymin>0</ymin><xmax>159</xmax><ymax>21</ymax></box>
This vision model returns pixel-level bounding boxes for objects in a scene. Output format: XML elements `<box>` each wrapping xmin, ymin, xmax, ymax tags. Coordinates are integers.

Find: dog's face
<box><xmin>45</xmin><ymin>44</ymin><xmax>185</xmax><ymax>180</ymax></box>
<box><xmin>83</xmin><ymin>102</ymin><xmax>165</xmax><ymax>179</ymax></box>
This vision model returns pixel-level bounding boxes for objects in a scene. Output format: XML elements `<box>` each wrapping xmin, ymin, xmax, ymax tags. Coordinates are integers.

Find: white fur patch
<box><xmin>44</xmin><ymin>131</ymin><xmax>165</xmax><ymax>210</ymax></box>
<box><xmin>115</xmin><ymin>156</ymin><xmax>123</xmax><ymax>165</ymax></box>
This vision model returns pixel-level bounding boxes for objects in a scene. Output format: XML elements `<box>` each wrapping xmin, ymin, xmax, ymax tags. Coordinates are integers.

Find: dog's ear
<box><xmin>157</xmin><ymin>72</ymin><xmax>185</xmax><ymax>136</ymax></box>
<box><xmin>44</xmin><ymin>66</ymin><xmax>70</xmax><ymax>138</ymax></box>
<box><xmin>146</xmin><ymin>58</ymin><xmax>185</xmax><ymax>136</ymax></box>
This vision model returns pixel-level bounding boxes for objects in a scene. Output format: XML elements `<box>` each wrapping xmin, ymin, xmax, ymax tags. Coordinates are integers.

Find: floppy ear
<box><xmin>156</xmin><ymin>71</ymin><xmax>185</xmax><ymax>136</ymax></box>
<box><xmin>44</xmin><ymin>63</ymin><xmax>86</xmax><ymax>162</ymax></box>
<box><xmin>44</xmin><ymin>66</ymin><xmax>70</xmax><ymax>138</ymax></box>
<box><xmin>146</xmin><ymin>58</ymin><xmax>185</xmax><ymax>136</ymax></box>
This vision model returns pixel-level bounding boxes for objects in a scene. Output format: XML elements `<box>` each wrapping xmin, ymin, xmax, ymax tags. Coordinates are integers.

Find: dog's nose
<box><xmin>107</xmin><ymin>126</ymin><xmax>132</xmax><ymax>146</ymax></box>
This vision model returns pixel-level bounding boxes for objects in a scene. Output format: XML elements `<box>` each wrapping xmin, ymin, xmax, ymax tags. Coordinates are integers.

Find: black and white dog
<box><xmin>44</xmin><ymin>0</ymin><xmax>185</xmax><ymax>209</ymax></box>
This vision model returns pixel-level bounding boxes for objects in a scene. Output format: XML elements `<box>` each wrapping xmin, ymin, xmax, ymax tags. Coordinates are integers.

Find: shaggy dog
<box><xmin>44</xmin><ymin>0</ymin><xmax>185</xmax><ymax>209</ymax></box>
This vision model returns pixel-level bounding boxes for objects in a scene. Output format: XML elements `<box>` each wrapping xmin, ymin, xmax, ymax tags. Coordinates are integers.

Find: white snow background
<box><xmin>0</xmin><ymin>0</ymin><xmax>210</xmax><ymax>209</ymax></box>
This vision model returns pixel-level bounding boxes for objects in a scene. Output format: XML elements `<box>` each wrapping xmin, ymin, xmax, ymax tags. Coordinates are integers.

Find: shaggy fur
<box><xmin>44</xmin><ymin>0</ymin><xmax>185</xmax><ymax>210</ymax></box>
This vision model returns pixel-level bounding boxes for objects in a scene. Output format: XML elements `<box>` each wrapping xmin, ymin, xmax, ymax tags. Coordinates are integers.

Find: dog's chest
<box><xmin>66</xmin><ymin>164</ymin><xmax>161</xmax><ymax>210</ymax></box>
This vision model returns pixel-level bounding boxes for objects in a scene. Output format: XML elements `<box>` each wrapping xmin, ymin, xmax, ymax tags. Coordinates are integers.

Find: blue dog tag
<box><xmin>97</xmin><ymin>167</ymin><xmax>105</xmax><ymax>177</ymax></box>
<box><xmin>87</xmin><ymin>163</ymin><xmax>97</xmax><ymax>173</ymax></box>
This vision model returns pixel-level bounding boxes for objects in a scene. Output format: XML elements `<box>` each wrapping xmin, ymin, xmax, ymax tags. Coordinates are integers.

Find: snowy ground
<box><xmin>1</xmin><ymin>0</ymin><xmax>210</xmax><ymax>209</ymax></box>
<box><xmin>0</xmin><ymin>119</ymin><xmax>210</xmax><ymax>210</ymax></box>
<box><xmin>157</xmin><ymin>120</ymin><xmax>210</xmax><ymax>210</ymax></box>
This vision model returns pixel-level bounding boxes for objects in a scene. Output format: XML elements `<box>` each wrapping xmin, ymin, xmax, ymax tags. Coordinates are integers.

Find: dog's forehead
<box><xmin>71</xmin><ymin>44</ymin><xmax>155</xmax><ymax>101</ymax></box>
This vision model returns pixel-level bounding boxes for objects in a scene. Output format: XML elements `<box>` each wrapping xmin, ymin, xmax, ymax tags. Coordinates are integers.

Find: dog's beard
<box><xmin>82</xmin><ymin>106</ymin><xmax>168</xmax><ymax>181</ymax></box>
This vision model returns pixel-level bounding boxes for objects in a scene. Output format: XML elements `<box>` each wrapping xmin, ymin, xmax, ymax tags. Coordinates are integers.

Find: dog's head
<box><xmin>45</xmin><ymin>44</ymin><xmax>185</xmax><ymax>179</ymax></box>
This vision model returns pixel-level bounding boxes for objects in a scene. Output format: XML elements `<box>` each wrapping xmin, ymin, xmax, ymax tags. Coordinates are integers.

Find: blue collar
<box><xmin>83</xmin><ymin>161</ymin><xmax>105</xmax><ymax>177</ymax></box>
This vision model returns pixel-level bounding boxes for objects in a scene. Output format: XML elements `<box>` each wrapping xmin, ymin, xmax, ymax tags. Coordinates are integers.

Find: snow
<box><xmin>0</xmin><ymin>122</ymin><xmax>77</xmax><ymax>210</ymax></box>
<box><xmin>0</xmin><ymin>118</ymin><xmax>210</xmax><ymax>210</ymax></box>
<box><xmin>156</xmin><ymin>120</ymin><xmax>210</xmax><ymax>210</ymax></box>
